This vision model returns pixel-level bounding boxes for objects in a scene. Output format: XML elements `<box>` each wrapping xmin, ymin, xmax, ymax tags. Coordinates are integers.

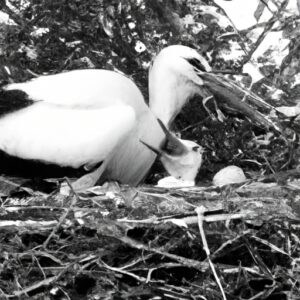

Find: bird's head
<box><xmin>141</xmin><ymin>119</ymin><xmax>204</xmax><ymax>183</ymax></box>
<box><xmin>159</xmin><ymin>138</ymin><xmax>204</xmax><ymax>183</ymax></box>
<box><xmin>149</xmin><ymin>45</ymin><xmax>211</xmax><ymax>125</ymax></box>
<box><xmin>151</xmin><ymin>44</ymin><xmax>211</xmax><ymax>77</ymax></box>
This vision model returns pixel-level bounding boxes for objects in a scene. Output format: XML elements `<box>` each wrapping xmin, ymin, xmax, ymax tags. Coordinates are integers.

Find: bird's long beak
<box><xmin>207</xmin><ymin>73</ymin><xmax>280</xmax><ymax>130</ymax></box>
<box><xmin>156</xmin><ymin>119</ymin><xmax>187</xmax><ymax>156</ymax></box>
<box><xmin>140</xmin><ymin>118</ymin><xmax>188</xmax><ymax>157</ymax></box>
<box><xmin>140</xmin><ymin>140</ymin><xmax>161</xmax><ymax>155</ymax></box>
<box><xmin>185</xmin><ymin>57</ymin><xmax>280</xmax><ymax>131</ymax></box>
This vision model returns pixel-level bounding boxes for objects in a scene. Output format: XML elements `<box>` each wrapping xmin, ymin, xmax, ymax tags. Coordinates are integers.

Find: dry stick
<box><xmin>0</xmin><ymin>220</ymin><xmax>57</xmax><ymax>228</ymax></box>
<box><xmin>242</xmin><ymin>236</ymin><xmax>273</xmax><ymax>280</ymax></box>
<box><xmin>113</xmin><ymin>235</ymin><xmax>264</xmax><ymax>279</ymax></box>
<box><xmin>22</xmin><ymin>250</ymin><xmax>66</xmax><ymax>266</ymax></box>
<box><xmin>4</xmin><ymin>205</ymin><xmax>102</xmax><ymax>213</ymax></box>
<box><xmin>26</xmin><ymin>68</ymin><xmax>40</xmax><ymax>77</ymax></box>
<box><xmin>251</xmin><ymin>235</ymin><xmax>292</xmax><ymax>258</ymax></box>
<box><xmin>117</xmin><ymin>212</ymin><xmax>249</xmax><ymax>225</ymax></box>
<box><xmin>5</xmin><ymin>252</ymin><xmax>99</xmax><ymax>297</ymax></box>
<box><xmin>212</xmin><ymin>1</ymin><xmax>249</xmax><ymax>56</ymax></box>
<box><xmin>210</xmin><ymin>230</ymin><xmax>252</xmax><ymax>261</ymax></box>
<box><xmin>97</xmin><ymin>259</ymin><xmax>148</xmax><ymax>283</ymax></box>
<box><xmin>32</xmin><ymin>255</ymin><xmax>47</xmax><ymax>280</ymax></box>
<box><xmin>2</xmin><ymin>261</ymin><xmax>76</xmax><ymax>299</ymax></box>
<box><xmin>262</xmin><ymin>153</ymin><xmax>276</xmax><ymax>175</ymax></box>
<box><xmin>181</xmin><ymin>116</ymin><xmax>210</xmax><ymax>132</ymax></box>
<box><xmin>196</xmin><ymin>206</ymin><xmax>227</xmax><ymax>300</ymax></box>
<box><xmin>242</xmin><ymin>0</ymin><xmax>288</xmax><ymax>65</ymax></box>
<box><xmin>0</xmin><ymin>288</ymin><xmax>9</xmax><ymax>300</ymax></box>
<box><xmin>265</xmin><ymin>0</ymin><xmax>280</xmax><ymax>10</ymax></box>
<box><xmin>43</xmin><ymin>177</ymin><xmax>79</xmax><ymax>249</ymax></box>
<box><xmin>57</xmin><ymin>288</ymin><xmax>72</xmax><ymax>300</ymax></box>
<box><xmin>156</xmin><ymin>285</ymin><xmax>192</xmax><ymax>299</ymax></box>
<box><xmin>146</xmin><ymin>262</ymin><xmax>196</xmax><ymax>283</ymax></box>
<box><xmin>116</xmin><ymin>235</ymin><xmax>209</xmax><ymax>272</ymax></box>
<box><xmin>119</xmin><ymin>253</ymin><xmax>154</xmax><ymax>270</ymax></box>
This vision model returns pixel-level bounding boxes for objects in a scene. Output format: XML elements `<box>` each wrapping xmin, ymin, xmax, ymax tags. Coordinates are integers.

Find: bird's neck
<box><xmin>148</xmin><ymin>67</ymin><xmax>196</xmax><ymax>127</ymax></box>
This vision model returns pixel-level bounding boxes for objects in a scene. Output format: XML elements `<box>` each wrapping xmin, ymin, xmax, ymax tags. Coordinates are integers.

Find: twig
<box><xmin>196</xmin><ymin>206</ymin><xmax>227</xmax><ymax>300</ymax></box>
<box><xmin>3</xmin><ymin>262</ymin><xmax>76</xmax><ymax>298</ymax></box>
<box><xmin>0</xmin><ymin>288</ymin><xmax>9</xmax><ymax>300</ymax></box>
<box><xmin>210</xmin><ymin>230</ymin><xmax>252</xmax><ymax>260</ymax></box>
<box><xmin>262</xmin><ymin>153</ymin><xmax>276</xmax><ymax>175</ymax></box>
<box><xmin>32</xmin><ymin>254</ymin><xmax>47</xmax><ymax>279</ymax></box>
<box><xmin>26</xmin><ymin>68</ymin><xmax>41</xmax><ymax>78</ymax></box>
<box><xmin>97</xmin><ymin>259</ymin><xmax>148</xmax><ymax>283</ymax></box>
<box><xmin>243</xmin><ymin>0</ymin><xmax>288</xmax><ymax>65</ymax></box>
<box><xmin>242</xmin><ymin>236</ymin><xmax>273</xmax><ymax>279</ymax></box>
<box><xmin>43</xmin><ymin>178</ymin><xmax>79</xmax><ymax>249</ymax></box>
<box><xmin>16</xmin><ymin>250</ymin><xmax>66</xmax><ymax>268</ymax></box>
<box><xmin>114</xmin><ymin>235</ymin><xmax>209</xmax><ymax>272</ymax></box>
<box><xmin>117</xmin><ymin>212</ymin><xmax>249</xmax><ymax>225</ymax></box>
<box><xmin>181</xmin><ymin>116</ymin><xmax>210</xmax><ymax>132</ymax></box>
<box><xmin>212</xmin><ymin>0</ymin><xmax>249</xmax><ymax>56</ymax></box>
<box><xmin>251</xmin><ymin>235</ymin><xmax>292</xmax><ymax>259</ymax></box>
<box><xmin>0</xmin><ymin>220</ymin><xmax>57</xmax><ymax>228</ymax></box>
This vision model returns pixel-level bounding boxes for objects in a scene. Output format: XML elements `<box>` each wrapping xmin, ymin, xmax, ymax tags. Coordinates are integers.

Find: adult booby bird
<box><xmin>0</xmin><ymin>45</ymin><xmax>275</xmax><ymax>188</ymax></box>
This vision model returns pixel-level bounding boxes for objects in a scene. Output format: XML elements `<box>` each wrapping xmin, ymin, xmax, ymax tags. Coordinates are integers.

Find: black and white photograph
<box><xmin>0</xmin><ymin>0</ymin><xmax>299</xmax><ymax>299</ymax></box>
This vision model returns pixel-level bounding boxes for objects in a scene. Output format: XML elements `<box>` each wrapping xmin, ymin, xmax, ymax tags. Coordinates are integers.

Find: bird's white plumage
<box><xmin>5</xmin><ymin>70</ymin><xmax>147</xmax><ymax>113</ymax></box>
<box><xmin>3</xmin><ymin>69</ymin><xmax>165</xmax><ymax>185</ymax></box>
<box><xmin>0</xmin><ymin>45</ymin><xmax>207</xmax><ymax>186</ymax></box>
<box><xmin>160</xmin><ymin>139</ymin><xmax>203</xmax><ymax>181</ymax></box>
<box><xmin>0</xmin><ymin>103</ymin><xmax>135</xmax><ymax>168</ymax></box>
<box><xmin>149</xmin><ymin>45</ymin><xmax>211</xmax><ymax>125</ymax></box>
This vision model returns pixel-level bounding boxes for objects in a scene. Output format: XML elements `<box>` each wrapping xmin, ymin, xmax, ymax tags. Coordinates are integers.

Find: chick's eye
<box><xmin>192</xmin><ymin>146</ymin><xmax>199</xmax><ymax>152</ymax></box>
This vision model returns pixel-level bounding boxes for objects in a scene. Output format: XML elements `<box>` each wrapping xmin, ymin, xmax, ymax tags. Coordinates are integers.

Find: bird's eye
<box><xmin>192</xmin><ymin>146</ymin><xmax>199</xmax><ymax>152</ymax></box>
<box><xmin>186</xmin><ymin>58</ymin><xmax>207</xmax><ymax>72</ymax></box>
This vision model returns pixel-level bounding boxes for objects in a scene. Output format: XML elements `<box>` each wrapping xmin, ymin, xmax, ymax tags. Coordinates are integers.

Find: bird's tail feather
<box><xmin>0</xmin><ymin>88</ymin><xmax>34</xmax><ymax>117</ymax></box>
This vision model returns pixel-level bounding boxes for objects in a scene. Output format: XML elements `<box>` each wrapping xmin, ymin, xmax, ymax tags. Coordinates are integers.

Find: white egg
<box><xmin>213</xmin><ymin>165</ymin><xmax>246</xmax><ymax>187</ymax></box>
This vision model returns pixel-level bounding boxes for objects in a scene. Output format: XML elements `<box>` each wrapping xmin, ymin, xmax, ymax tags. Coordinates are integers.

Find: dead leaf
<box><xmin>254</xmin><ymin>0</ymin><xmax>268</xmax><ymax>21</ymax></box>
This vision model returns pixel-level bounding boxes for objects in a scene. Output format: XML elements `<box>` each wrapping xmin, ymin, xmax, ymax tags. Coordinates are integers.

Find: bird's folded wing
<box><xmin>3</xmin><ymin>69</ymin><xmax>144</xmax><ymax>110</ymax></box>
<box><xmin>0</xmin><ymin>103</ymin><xmax>136</xmax><ymax>168</ymax></box>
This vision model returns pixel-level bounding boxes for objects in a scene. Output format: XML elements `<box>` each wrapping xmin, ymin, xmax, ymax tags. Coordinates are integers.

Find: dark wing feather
<box><xmin>0</xmin><ymin>89</ymin><xmax>35</xmax><ymax>117</ymax></box>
